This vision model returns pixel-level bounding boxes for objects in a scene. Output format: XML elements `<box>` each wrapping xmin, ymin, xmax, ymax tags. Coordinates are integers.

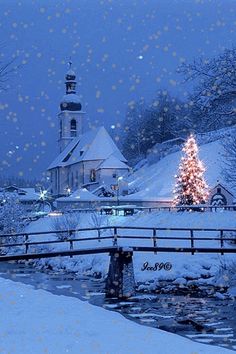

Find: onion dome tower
<box><xmin>58</xmin><ymin>60</ymin><xmax>85</xmax><ymax>152</ymax></box>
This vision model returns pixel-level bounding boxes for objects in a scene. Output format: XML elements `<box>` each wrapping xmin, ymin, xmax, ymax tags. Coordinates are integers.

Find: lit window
<box><xmin>70</xmin><ymin>119</ymin><xmax>77</xmax><ymax>137</ymax></box>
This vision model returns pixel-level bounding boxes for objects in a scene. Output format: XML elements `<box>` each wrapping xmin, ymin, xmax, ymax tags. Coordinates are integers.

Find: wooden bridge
<box><xmin>0</xmin><ymin>226</ymin><xmax>236</xmax><ymax>298</ymax></box>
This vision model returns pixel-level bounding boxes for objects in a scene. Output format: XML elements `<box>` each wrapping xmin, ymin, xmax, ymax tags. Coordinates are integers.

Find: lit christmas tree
<box><xmin>173</xmin><ymin>134</ymin><xmax>209</xmax><ymax>207</ymax></box>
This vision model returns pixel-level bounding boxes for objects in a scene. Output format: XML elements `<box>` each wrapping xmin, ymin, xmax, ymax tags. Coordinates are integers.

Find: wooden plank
<box><xmin>132</xmin><ymin>247</ymin><xmax>236</xmax><ymax>253</ymax></box>
<box><xmin>0</xmin><ymin>245</ymin><xmax>235</xmax><ymax>262</ymax></box>
<box><xmin>0</xmin><ymin>246</ymin><xmax>119</xmax><ymax>262</ymax></box>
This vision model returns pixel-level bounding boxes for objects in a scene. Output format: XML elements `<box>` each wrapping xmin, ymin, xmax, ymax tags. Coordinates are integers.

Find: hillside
<box><xmin>128</xmin><ymin>135</ymin><xmax>228</xmax><ymax>200</ymax></box>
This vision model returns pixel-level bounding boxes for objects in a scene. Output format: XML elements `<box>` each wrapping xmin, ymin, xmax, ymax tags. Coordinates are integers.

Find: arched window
<box><xmin>70</xmin><ymin>119</ymin><xmax>77</xmax><ymax>137</ymax></box>
<box><xmin>90</xmin><ymin>169</ymin><xmax>96</xmax><ymax>182</ymax></box>
<box><xmin>75</xmin><ymin>171</ymin><xmax>79</xmax><ymax>187</ymax></box>
<box><xmin>59</xmin><ymin>120</ymin><xmax>62</xmax><ymax>138</ymax></box>
<box><xmin>71</xmin><ymin>172</ymin><xmax>74</xmax><ymax>189</ymax></box>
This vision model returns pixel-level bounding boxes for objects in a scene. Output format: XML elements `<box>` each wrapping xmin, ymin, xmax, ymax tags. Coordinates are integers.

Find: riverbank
<box><xmin>0</xmin><ymin>276</ymin><xmax>234</xmax><ymax>354</ymax></box>
<box><xmin>23</xmin><ymin>211</ymin><xmax>236</xmax><ymax>297</ymax></box>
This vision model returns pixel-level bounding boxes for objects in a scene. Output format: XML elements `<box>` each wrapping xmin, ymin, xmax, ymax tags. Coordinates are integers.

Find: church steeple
<box><xmin>58</xmin><ymin>60</ymin><xmax>85</xmax><ymax>152</ymax></box>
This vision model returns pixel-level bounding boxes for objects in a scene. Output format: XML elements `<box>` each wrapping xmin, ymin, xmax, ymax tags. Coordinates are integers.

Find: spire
<box><xmin>65</xmin><ymin>58</ymin><xmax>76</xmax><ymax>94</ymax></box>
<box><xmin>60</xmin><ymin>59</ymin><xmax>82</xmax><ymax>112</ymax></box>
<box><xmin>68</xmin><ymin>56</ymin><xmax>72</xmax><ymax>69</ymax></box>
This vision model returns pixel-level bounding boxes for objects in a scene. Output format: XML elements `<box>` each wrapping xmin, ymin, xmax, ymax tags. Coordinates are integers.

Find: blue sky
<box><xmin>0</xmin><ymin>0</ymin><xmax>236</xmax><ymax>179</ymax></box>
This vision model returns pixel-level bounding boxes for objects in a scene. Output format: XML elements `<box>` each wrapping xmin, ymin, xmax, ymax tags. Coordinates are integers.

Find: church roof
<box><xmin>60</xmin><ymin>94</ymin><xmax>82</xmax><ymax>111</ymax></box>
<box><xmin>48</xmin><ymin>126</ymin><xmax>127</xmax><ymax>170</ymax></box>
<box><xmin>61</xmin><ymin>94</ymin><xmax>81</xmax><ymax>104</ymax></box>
<box><xmin>96</xmin><ymin>155</ymin><xmax>129</xmax><ymax>170</ymax></box>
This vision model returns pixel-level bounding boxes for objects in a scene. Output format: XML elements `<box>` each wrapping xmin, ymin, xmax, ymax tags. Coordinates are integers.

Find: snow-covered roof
<box><xmin>121</xmin><ymin>192</ymin><xmax>173</xmax><ymax>202</ymax></box>
<box><xmin>66</xmin><ymin>69</ymin><xmax>76</xmax><ymax>77</ymax></box>
<box><xmin>61</xmin><ymin>94</ymin><xmax>81</xmax><ymax>103</ymax></box>
<box><xmin>48</xmin><ymin>126</ymin><xmax>127</xmax><ymax>170</ymax></box>
<box><xmin>96</xmin><ymin>155</ymin><xmax>129</xmax><ymax>170</ymax></box>
<box><xmin>0</xmin><ymin>187</ymin><xmax>40</xmax><ymax>201</ymax></box>
<box><xmin>210</xmin><ymin>183</ymin><xmax>235</xmax><ymax>197</ymax></box>
<box><xmin>56</xmin><ymin>188</ymin><xmax>99</xmax><ymax>202</ymax></box>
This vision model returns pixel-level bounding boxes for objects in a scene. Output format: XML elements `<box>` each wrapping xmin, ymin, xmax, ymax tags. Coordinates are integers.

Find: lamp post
<box><xmin>116</xmin><ymin>176</ymin><xmax>123</xmax><ymax>206</ymax></box>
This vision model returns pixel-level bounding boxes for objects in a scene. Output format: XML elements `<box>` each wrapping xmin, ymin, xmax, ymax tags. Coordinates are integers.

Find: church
<box><xmin>48</xmin><ymin>65</ymin><xmax>130</xmax><ymax>197</ymax></box>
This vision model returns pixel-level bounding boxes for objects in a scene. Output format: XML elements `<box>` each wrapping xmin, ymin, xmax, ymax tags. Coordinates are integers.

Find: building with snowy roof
<box><xmin>48</xmin><ymin>64</ymin><xmax>130</xmax><ymax>197</ymax></box>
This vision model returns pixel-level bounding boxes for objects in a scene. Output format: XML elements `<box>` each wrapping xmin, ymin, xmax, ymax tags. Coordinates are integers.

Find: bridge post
<box><xmin>105</xmin><ymin>248</ymin><xmax>135</xmax><ymax>299</ymax></box>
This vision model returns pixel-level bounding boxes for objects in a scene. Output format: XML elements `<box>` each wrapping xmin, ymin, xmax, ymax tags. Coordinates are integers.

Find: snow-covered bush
<box><xmin>220</xmin><ymin>230</ymin><xmax>236</xmax><ymax>245</ymax></box>
<box><xmin>0</xmin><ymin>193</ymin><xmax>25</xmax><ymax>253</ymax></box>
<box><xmin>215</xmin><ymin>259</ymin><xmax>236</xmax><ymax>289</ymax></box>
<box><xmin>52</xmin><ymin>213</ymin><xmax>80</xmax><ymax>241</ymax></box>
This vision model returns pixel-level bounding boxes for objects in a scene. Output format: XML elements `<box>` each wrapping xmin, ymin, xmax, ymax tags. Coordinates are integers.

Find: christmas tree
<box><xmin>173</xmin><ymin>134</ymin><xmax>209</xmax><ymax>207</ymax></box>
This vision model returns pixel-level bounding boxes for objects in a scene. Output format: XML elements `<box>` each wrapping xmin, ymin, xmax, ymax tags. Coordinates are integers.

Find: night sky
<box><xmin>0</xmin><ymin>0</ymin><xmax>235</xmax><ymax>180</ymax></box>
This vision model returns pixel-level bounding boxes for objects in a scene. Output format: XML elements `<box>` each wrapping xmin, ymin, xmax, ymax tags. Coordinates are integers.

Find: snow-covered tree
<box><xmin>222</xmin><ymin>132</ymin><xmax>236</xmax><ymax>189</ymax></box>
<box><xmin>0</xmin><ymin>193</ymin><xmax>25</xmax><ymax>251</ymax></box>
<box><xmin>173</xmin><ymin>134</ymin><xmax>209</xmax><ymax>207</ymax></box>
<box><xmin>179</xmin><ymin>48</ymin><xmax>236</xmax><ymax>132</ymax></box>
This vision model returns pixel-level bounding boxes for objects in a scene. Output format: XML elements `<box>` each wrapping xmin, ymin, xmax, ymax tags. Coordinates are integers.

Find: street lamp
<box><xmin>116</xmin><ymin>176</ymin><xmax>123</xmax><ymax>206</ymax></box>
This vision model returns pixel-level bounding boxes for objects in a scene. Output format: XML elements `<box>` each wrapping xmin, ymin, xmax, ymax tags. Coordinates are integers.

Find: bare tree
<box><xmin>222</xmin><ymin>130</ymin><xmax>236</xmax><ymax>189</ymax></box>
<box><xmin>89</xmin><ymin>211</ymin><xmax>110</xmax><ymax>242</ymax></box>
<box><xmin>0</xmin><ymin>57</ymin><xmax>17</xmax><ymax>92</ymax></box>
<box><xmin>52</xmin><ymin>213</ymin><xmax>80</xmax><ymax>241</ymax></box>
<box><xmin>178</xmin><ymin>48</ymin><xmax>236</xmax><ymax>131</ymax></box>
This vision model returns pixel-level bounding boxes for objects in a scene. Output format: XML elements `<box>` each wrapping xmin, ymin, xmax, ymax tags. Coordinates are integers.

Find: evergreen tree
<box><xmin>173</xmin><ymin>134</ymin><xmax>209</xmax><ymax>206</ymax></box>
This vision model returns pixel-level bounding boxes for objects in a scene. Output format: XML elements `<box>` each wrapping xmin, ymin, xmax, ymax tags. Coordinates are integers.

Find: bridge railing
<box><xmin>0</xmin><ymin>226</ymin><xmax>236</xmax><ymax>257</ymax></box>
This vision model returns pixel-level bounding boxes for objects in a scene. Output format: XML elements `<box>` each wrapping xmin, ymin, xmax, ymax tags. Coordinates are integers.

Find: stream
<box><xmin>0</xmin><ymin>262</ymin><xmax>235</xmax><ymax>352</ymax></box>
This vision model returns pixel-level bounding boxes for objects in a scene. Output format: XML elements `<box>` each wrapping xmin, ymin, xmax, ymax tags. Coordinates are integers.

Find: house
<box><xmin>208</xmin><ymin>183</ymin><xmax>235</xmax><ymax>206</ymax></box>
<box><xmin>48</xmin><ymin>64</ymin><xmax>130</xmax><ymax>197</ymax></box>
<box><xmin>0</xmin><ymin>185</ymin><xmax>40</xmax><ymax>211</ymax></box>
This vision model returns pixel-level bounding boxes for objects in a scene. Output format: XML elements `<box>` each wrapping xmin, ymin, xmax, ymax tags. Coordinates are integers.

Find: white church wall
<box><xmin>58</xmin><ymin>111</ymin><xmax>85</xmax><ymax>152</ymax></box>
<box><xmin>99</xmin><ymin>168</ymin><xmax>129</xmax><ymax>195</ymax></box>
<box><xmin>67</xmin><ymin>163</ymin><xmax>85</xmax><ymax>190</ymax></box>
<box><xmin>82</xmin><ymin>160</ymin><xmax>103</xmax><ymax>185</ymax></box>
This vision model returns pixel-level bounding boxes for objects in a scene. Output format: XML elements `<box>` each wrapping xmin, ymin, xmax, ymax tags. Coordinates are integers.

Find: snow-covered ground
<box><xmin>0</xmin><ymin>276</ymin><xmax>234</xmax><ymax>354</ymax></box>
<box><xmin>128</xmin><ymin>138</ymin><xmax>226</xmax><ymax>200</ymax></box>
<box><xmin>23</xmin><ymin>211</ymin><xmax>236</xmax><ymax>291</ymax></box>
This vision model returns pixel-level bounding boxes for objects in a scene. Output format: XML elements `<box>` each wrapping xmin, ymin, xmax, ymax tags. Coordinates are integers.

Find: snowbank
<box><xmin>0</xmin><ymin>277</ymin><xmax>234</xmax><ymax>354</ymax></box>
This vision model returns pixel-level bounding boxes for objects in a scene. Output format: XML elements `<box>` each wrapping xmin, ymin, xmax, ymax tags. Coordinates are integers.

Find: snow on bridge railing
<box><xmin>0</xmin><ymin>225</ymin><xmax>235</xmax><ymax>259</ymax></box>
<box><xmin>1</xmin><ymin>225</ymin><xmax>236</xmax><ymax>239</ymax></box>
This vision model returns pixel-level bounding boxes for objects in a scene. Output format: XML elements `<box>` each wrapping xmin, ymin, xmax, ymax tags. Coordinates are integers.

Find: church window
<box><xmin>76</xmin><ymin>171</ymin><xmax>79</xmax><ymax>187</ymax></box>
<box><xmin>70</xmin><ymin>119</ymin><xmax>77</xmax><ymax>137</ymax></box>
<box><xmin>59</xmin><ymin>120</ymin><xmax>62</xmax><ymax>138</ymax></box>
<box><xmin>71</xmin><ymin>172</ymin><xmax>74</xmax><ymax>188</ymax></box>
<box><xmin>90</xmin><ymin>169</ymin><xmax>96</xmax><ymax>182</ymax></box>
